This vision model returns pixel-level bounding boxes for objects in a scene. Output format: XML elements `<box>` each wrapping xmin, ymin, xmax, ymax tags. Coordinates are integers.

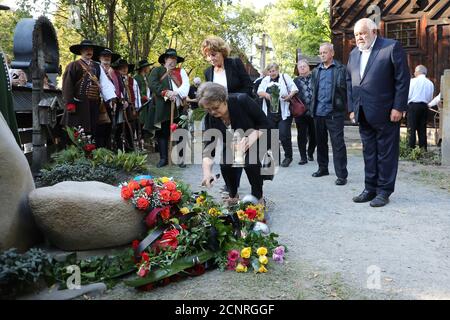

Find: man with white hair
<box><xmin>407</xmin><ymin>64</ymin><xmax>434</xmax><ymax>150</ymax></box>
<box><xmin>347</xmin><ymin>18</ymin><xmax>410</xmax><ymax>207</ymax></box>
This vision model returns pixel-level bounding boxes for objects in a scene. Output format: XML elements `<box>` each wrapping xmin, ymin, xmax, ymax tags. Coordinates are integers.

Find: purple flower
<box><xmin>272</xmin><ymin>254</ymin><xmax>284</xmax><ymax>264</ymax></box>
<box><xmin>273</xmin><ymin>246</ymin><xmax>285</xmax><ymax>256</ymax></box>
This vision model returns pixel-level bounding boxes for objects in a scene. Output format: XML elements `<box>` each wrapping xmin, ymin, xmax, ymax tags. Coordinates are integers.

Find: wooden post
<box><xmin>441</xmin><ymin>69</ymin><xmax>450</xmax><ymax>166</ymax></box>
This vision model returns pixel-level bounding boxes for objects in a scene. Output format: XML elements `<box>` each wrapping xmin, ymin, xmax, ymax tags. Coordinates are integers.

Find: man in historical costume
<box><xmin>61</xmin><ymin>40</ymin><xmax>116</xmax><ymax>143</ymax></box>
<box><xmin>134</xmin><ymin>59</ymin><xmax>155</xmax><ymax>150</ymax></box>
<box><xmin>111</xmin><ymin>59</ymin><xmax>141</xmax><ymax>152</ymax></box>
<box><xmin>0</xmin><ymin>4</ymin><xmax>21</xmax><ymax>146</ymax></box>
<box><xmin>93</xmin><ymin>48</ymin><xmax>121</xmax><ymax>149</ymax></box>
<box><xmin>149</xmin><ymin>49</ymin><xmax>190</xmax><ymax>168</ymax></box>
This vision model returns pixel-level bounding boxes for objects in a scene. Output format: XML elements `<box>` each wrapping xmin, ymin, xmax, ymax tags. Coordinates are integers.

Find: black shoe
<box><xmin>298</xmin><ymin>159</ymin><xmax>308</xmax><ymax>165</ymax></box>
<box><xmin>156</xmin><ymin>159</ymin><xmax>168</xmax><ymax>168</ymax></box>
<box><xmin>335</xmin><ymin>178</ymin><xmax>347</xmax><ymax>186</ymax></box>
<box><xmin>370</xmin><ymin>194</ymin><xmax>390</xmax><ymax>207</ymax></box>
<box><xmin>178</xmin><ymin>162</ymin><xmax>186</xmax><ymax>168</ymax></box>
<box><xmin>281</xmin><ymin>158</ymin><xmax>293</xmax><ymax>167</ymax></box>
<box><xmin>312</xmin><ymin>169</ymin><xmax>329</xmax><ymax>177</ymax></box>
<box><xmin>352</xmin><ymin>190</ymin><xmax>376</xmax><ymax>203</ymax></box>
<box><xmin>308</xmin><ymin>155</ymin><xmax>314</xmax><ymax>161</ymax></box>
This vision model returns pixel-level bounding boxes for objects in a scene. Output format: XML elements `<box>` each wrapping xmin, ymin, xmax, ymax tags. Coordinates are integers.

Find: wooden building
<box><xmin>331</xmin><ymin>0</ymin><xmax>450</xmax><ymax>91</ymax></box>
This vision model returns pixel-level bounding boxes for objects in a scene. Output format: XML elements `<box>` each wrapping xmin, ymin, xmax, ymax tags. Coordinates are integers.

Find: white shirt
<box><xmin>171</xmin><ymin>68</ymin><xmax>190</xmax><ymax>107</ymax></box>
<box><xmin>408</xmin><ymin>74</ymin><xmax>434</xmax><ymax>104</ymax></box>
<box><xmin>257</xmin><ymin>73</ymin><xmax>299</xmax><ymax>120</ymax></box>
<box><xmin>213</xmin><ymin>69</ymin><xmax>228</xmax><ymax>89</ymax></box>
<box><xmin>359</xmin><ymin>36</ymin><xmax>377</xmax><ymax>79</ymax></box>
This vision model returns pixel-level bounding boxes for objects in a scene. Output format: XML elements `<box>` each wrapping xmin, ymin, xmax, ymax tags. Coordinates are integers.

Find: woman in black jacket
<box><xmin>202</xmin><ymin>36</ymin><xmax>253</xmax><ymax>96</ymax></box>
<box><xmin>198</xmin><ymin>82</ymin><xmax>269</xmax><ymax>205</ymax></box>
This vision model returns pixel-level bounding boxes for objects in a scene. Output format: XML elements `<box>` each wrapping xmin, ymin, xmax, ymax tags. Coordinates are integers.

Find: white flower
<box><xmin>267</xmin><ymin>81</ymin><xmax>280</xmax><ymax>88</ymax></box>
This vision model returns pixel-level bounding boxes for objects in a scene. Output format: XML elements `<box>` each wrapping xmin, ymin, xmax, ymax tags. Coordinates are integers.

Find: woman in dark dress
<box><xmin>198</xmin><ymin>82</ymin><xmax>269</xmax><ymax>205</ymax></box>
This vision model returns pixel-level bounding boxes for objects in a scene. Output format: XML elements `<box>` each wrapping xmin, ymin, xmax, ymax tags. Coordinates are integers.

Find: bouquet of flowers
<box><xmin>267</xmin><ymin>82</ymin><xmax>281</xmax><ymax>113</ymax></box>
<box><xmin>65</xmin><ymin>126</ymin><xmax>96</xmax><ymax>156</ymax></box>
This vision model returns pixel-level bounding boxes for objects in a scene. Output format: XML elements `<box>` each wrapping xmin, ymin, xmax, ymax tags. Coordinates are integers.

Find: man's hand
<box><xmin>201</xmin><ymin>172</ymin><xmax>216</xmax><ymax>188</ymax></box>
<box><xmin>349</xmin><ymin>112</ymin><xmax>355</xmax><ymax>123</ymax></box>
<box><xmin>265</xmin><ymin>93</ymin><xmax>272</xmax><ymax>101</ymax></box>
<box><xmin>390</xmin><ymin>109</ymin><xmax>403</xmax><ymax>122</ymax></box>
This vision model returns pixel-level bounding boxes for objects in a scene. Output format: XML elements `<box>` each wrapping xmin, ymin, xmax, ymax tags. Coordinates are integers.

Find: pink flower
<box><xmin>227</xmin><ymin>250</ymin><xmax>240</xmax><ymax>262</ymax></box>
<box><xmin>273</xmin><ymin>254</ymin><xmax>284</xmax><ymax>264</ymax></box>
<box><xmin>226</xmin><ymin>261</ymin><xmax>237</xmax><ymax>271</ymax></box>
<box><xmin>273</xmin><ymin>246</ymin><xmax>285</xmax><ymax>256</ymax></box>
<box><xmin>137</xmin><ymin>265</ymin><xmax>149</xmax><ymax>278</ymax></box>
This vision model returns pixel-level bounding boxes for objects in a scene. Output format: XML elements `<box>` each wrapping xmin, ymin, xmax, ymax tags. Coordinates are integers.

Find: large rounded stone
<box><xmin>0</xmin><ymin>113</ymin><xmax>41</xmax><ymax>251</ymax></box>
<box><xmin>29</xmin><ymin>181</ymin><xmax>146</xmax><ymax>251</ymax></box>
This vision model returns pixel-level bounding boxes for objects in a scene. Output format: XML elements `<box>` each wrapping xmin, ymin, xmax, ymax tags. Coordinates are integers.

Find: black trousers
<box><xmin>359</xmin><ymin>109</ymin><xmax>400</xmax><ymax>196</ymax></box>
<box><xmin>295</xmin><ymin>114</ymin><xmax>316</xmax><ymax>160</ymax></box>
<box><xmin>221</xmin><ymin>164</ymin><xmax>263</xmax><ymax>199</ymax></box>
<box><xmin>314</xmin><ymin>115</ymin><xmax>348</xmax><ymax>179</ymax></box>
<box><xmin>407</xmin><ymin>102</ymin><xmax>428</xmax><ymax>150</ymax></box>
<box><xmin>267</xmin><ymin>112</ymin><xmax>293</xmax><ymax>159</ymax></box>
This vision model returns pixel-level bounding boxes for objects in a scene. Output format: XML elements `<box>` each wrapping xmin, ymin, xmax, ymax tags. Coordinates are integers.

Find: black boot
<box><xmin>157</xmin><ymin>138</ymin><xmax>168</xmax><ymax>168</ymax></box>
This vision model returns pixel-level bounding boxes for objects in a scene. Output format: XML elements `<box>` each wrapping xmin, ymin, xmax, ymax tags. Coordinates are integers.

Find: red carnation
<box><xmin>128</xmin><ymin>180</ymin><xmax>140</xmax><ymax>191</ymax></box>
<box><xmin>136</xmin><ymin>197</ymin><xmax>150</xmax><ymax>211</ymax></box>
<box><xmin>144</xmin><ymin>186</ymin><xmax>153</xmax><ymax>196</ymax></box>
<box><xmin>170</xmin><ymin>123</ymin><xmax>178</xmax><ymax>132</ymax></box>
<box><xmin>245</xmin><ymin>208</ymin><xmax>258</xmax><ymax>220</ymax></box>
<box><xmin>164</xmin><ymin>181</ymin><xmax>177</xmax><ymax>191</ymax></box>
<box><xmin>160</xmin><ymin>207</ymin><xmax>171</xmax><ymax>221</ymax></box>
<box><xmin>121</xmin><ymin>186</ymin><xmax>133</xmax><ymax>200</ymax></box>
<box><xmin>159</xmin><ymin>189</ymin><xmax>171</xmax><ymax>202</ymax></box>
<box><xmin>170</xmin><ymin>191</ymin><xmax>182</xmax><ymax>202</ymax></box>
<box><xmin>141</xmin><ymin>252</ymin><xmax>150</xmax><ymax>262</ymax></box>
<box><xmin>140</xmin><ymin>179</ymin><xmax>151</xmax><ymax>187</ymax></box>
<box><xmin>132</xmin><ymin>240</ymin><xmax>140</xmax><ymax>250</ymax></box>
<box><xmin>83</xmin><ymin>144</ymin><xmax>96</xmax><ymax>152</ymax></box>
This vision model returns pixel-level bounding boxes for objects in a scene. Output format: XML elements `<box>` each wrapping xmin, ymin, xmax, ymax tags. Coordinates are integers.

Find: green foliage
<box><xmin>112</xmin><ymin>149</ymin><xmax>148</xmax><ymax>173</ymax></box>
<box><xmin>0</xmin><ymin>248</ymin><xmax>53</xmax><ymax>299</ymax></box>
<box><xmin>51</xmin><ymin>145</ymin><xmax>84</xmax><ymax>164</ymax></box>
<box><xmin>52</xmin><ymin>250</ymin><xmax>136</xmax><ymax>289</ymax></box>
<box><xmin>399</xmin><ymin>136</ymin><xmax>441</xmax><ymax>165</ymax></box>
<box><xmin>36</xmin><ymin>159</ymin><xmax>123</xmax><ymax>187</ymax></box>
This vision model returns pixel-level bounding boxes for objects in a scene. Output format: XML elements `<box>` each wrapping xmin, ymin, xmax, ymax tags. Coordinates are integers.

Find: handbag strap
<box><xmin>282</xmin><ymin>74</ymin><xmax>290</xmax><ymax>95</ymax></box>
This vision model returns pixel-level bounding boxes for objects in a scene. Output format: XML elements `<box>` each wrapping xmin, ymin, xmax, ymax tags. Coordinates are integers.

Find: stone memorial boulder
<box><xmin>29</xmin><ymin>181</ymin><xmax>146</xmax><ymax>251</ymax></box>
<box><xmin>0</xmin><ymin>113</ymin><xmax>41</xmax><ymax>251</ymax></box>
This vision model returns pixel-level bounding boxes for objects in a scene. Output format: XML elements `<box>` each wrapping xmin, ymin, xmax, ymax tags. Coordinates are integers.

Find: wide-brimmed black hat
<box><xmin>158</xmin><ymin>48</ymin><xmax>185</xmax><ymax>65</ymax></box>
<box><xmin>94</xmin><ymin>48</ymin><xmax>121</xmax><ymax>63</ymax></box>
<box><xmin>0</xmin><ymin>4</ymin><xmax>10</xmax><ymax>10</ymax></box>
<box><xmin>136</xmin><ymin>59</ymin><xmax>155</xmax><ymax>70</ymax></box>
<box><xmin>112</xmin><ymin>58</ymin><xmax>135</xmax><ymax>73</ymax></box>
<box><xmin>70</xmin><ymin>39</ymin><xmax>105</xmax><ymax>55</ymax></box>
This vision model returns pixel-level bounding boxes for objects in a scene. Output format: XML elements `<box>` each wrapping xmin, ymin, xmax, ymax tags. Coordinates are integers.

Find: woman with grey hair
<box><xmin>198</xmin><ymin>82</ymin><xmax>269</xmax><ymax>205</ymax></box>
<box><xmin>257</xmin><ymin>62</ymin><xmax>299</xmax><ymax>167</ymax></box>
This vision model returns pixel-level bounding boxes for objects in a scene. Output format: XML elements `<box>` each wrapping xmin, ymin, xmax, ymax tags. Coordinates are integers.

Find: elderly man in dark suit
<box><xmin>347</xmin><ymin>18</ymin><xmax>410</xmax><ymax>207</ymax></box>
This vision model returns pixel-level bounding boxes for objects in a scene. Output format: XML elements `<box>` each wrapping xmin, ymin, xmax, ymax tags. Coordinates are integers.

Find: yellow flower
<box><xmin>236</xmin><ymin>263</ymin><xmax>248</xmax><ymax>273</ymax></box>
<box><xmin>241</xmin><ymin>247</ymin><xmax>252</xmax><ymax>259</ymax></box>
<box><xmin>257</xmin><ymin>265</ymin><xmax>268</xmax><ymax>273</ymax></box>
<box><xmin>237</xmin><ymin>210</ymin><xmax>246</xmax><ymax>221</ymax></box>
<box><xmin>161</xmin><ymin>177</ymin><xmax>170</xmax><ymax>183</ymax></box>
<box><xmin>259</xmin><ymin>255</ymin><xmax>269</xmax><ymax>265</ymax></box>
<box><xmin>180</xmin><ymin>207</ymin><xmax>190</xmax><ymax>215</ymax></box>
<box><xmin>196</xmin><ymin>196</ymin><xmax>205</xmax><ymax>205</ymax></box>
<box><xmin>257</xmin><ymin>247</ymin><xmax>268</xmax><ymax>256</ymax></box>
<box><xmin>208</xmin><ymin>207</ymin><xmax>221</xmax><ymax>217</ymax></box>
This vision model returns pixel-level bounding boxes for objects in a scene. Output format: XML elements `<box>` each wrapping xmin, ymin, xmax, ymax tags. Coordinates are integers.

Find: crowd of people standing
<box><xmin>59</xmin><ymin>17</ymin><xmax>438</xmax><ymax>208</ymax></box>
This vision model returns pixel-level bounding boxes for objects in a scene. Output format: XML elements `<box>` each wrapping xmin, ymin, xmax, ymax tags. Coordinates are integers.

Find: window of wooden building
<box><xmin>385</xmin><ymin>20</ymin><xmax>419</xmax><ymax>48</ymax></box>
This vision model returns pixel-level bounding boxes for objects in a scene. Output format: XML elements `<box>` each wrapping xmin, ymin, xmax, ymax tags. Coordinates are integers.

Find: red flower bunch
<box><xmin>83</xmin><ymin>144</ymin><xmax>96</xmax><ymax>153</ymax></box>
<box><xmin>136</xmin><ymin>197</ymin><xmax>150</xmax><ymax>211</ymax></box>
<box><xmin>245</xmin><ymin>208</ymin><xmax>258</xmax><ymax>220</ymax></box>
<box><xmin>121</xmin><ymin>186</ymin><xmax>133</xmax><ymax>200</ymax></box>
<box><xmin>158</xmin><ymin>181</ymin><xmax>182</xmax><ymax>204</ymax></box>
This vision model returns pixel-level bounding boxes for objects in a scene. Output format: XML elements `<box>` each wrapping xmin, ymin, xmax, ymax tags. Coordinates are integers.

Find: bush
<box><xmin>0</xmin><ymin>248</ymin><xmax>53</xmax><ymax>299</ymax></box>
<box><xmin>399</xmin><ymin>137</ymin><xmax>441</xmax><ymax>165</ymax></box>
<box><xmin>36</xmin><ymin>159</ymin><xmax>124</xmax><ymax>187</ymax></box>
<box><xmin>51</xmin><ymin>145</ymin><xmax>84</xmax><ymax>165</ymax></box>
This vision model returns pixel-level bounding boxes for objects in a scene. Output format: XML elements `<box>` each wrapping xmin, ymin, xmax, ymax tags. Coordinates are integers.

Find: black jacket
<box><xmin>310</xmin><ymin>60</ymin><xmax>347</xmax><ymax>117</ymax></box>
<box><xmin>204</xmin><ymin>57</ymin><xmax>253</xmax><ymax>96</ymax></box>
<box><xmin>203</xmin><ymin>93</ymin><xmax>269</xmax><ymax>160</ymax></box>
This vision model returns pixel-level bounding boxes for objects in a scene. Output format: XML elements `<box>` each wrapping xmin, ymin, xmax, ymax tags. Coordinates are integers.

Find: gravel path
<box><xmin>97</xmin><ymin>127</ymin><xmax>450</xmax><ymax>300</ymax></box>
